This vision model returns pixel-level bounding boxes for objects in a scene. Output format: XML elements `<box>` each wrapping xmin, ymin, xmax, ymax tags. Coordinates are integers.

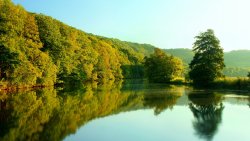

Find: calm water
<box><xmin>0</xmin><ymin>80</ymin><xmax>250</xmax><ymax>141</ymax></box>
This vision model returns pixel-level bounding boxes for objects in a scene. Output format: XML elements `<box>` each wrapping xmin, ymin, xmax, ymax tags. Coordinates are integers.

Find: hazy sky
<box><xmin>13</xmin><ymin>0</ymin><xmax>250</xmax><ymax>51</ymax></box>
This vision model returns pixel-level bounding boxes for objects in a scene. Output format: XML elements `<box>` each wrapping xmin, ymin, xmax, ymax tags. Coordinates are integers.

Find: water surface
<box><xmin>0</xmin><ymin>80</ymin><xmax>249</xmax><ymax>141</ymax></box>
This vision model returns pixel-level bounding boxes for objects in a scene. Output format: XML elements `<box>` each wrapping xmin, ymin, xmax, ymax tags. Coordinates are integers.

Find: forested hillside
<box><xmin>0</xmin><ymin>0</ymin><xmax>155</xmax><ymax>88</ymax></box>
<box><xmin>1</xmin><ymin>0</ymin><xmax>250</xmax><ymax>89</ymax></box>
<box><xmin>163</xmin><ymin>48</ymin><xmax>194</xmax><ymax>65</ymax></box>
<box><xmin>224</xmin><ymin>50</ymin><xmax>250</xmax><ymax>67</ymax></box>
<box><xmin>223</xmin><ymin>50</ymin><xmax>250</xmax><ymax>77</ymax></box>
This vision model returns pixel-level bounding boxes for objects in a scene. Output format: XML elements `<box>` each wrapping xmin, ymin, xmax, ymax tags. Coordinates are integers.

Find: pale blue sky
<box><xmin>13</xmin><ymin>0</ymin><xmax>250</xmax><ymax>51</ymax></box>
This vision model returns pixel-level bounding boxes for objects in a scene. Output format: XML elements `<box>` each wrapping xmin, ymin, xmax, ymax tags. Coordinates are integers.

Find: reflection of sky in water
<box><xmin>64</xmin><ymin>100</ymin><xmax>250</xmax><ymax>141</ymax></box>
<box><xmin>215</xmin><ymin>103</ymin><xmax>249</xmax><ymax>141</ymax></box>
<box><xmin>64</xmin><ymin>107</ymin><xmax>194</xmax><ymax>141</ymax></box>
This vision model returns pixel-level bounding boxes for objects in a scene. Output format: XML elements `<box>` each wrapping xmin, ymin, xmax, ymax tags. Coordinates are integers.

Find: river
<box><xmin>0</xmin><ymin>80</ymin><xmax>249</xmax><ymax>141</ymax></box>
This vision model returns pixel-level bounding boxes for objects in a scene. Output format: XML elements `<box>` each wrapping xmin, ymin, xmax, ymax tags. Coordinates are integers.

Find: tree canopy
<box><xmin>144</xmin><ymin>48</ymin><xmax>183</xmax><ymax>83</ymax></box>
<box><xmin>0</xmin><ymin>0</ymin><xmax>160</xmax><ymax>87</ymax></box>
<box><xmin>189</xmin><ymin>29</ymin><xmax>225</xmax><ymax>85</ymax></box>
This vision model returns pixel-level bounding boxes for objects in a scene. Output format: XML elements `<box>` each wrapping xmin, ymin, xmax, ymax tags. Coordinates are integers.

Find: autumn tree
<box><xmin>189</xmin><ymin>29</ymin><xmax>225</xmax><ymax>85</ymax></box>
<box><xmin>0</xmin><ymin>0</ymin><xmax>58</xmax><ymax>86</ymax></box>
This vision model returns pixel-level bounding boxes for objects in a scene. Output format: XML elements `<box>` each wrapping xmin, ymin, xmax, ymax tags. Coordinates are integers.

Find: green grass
<box><xmin>212</xmin><ymin>77</ymin><xmax>250</xmax><ymax>90</ymax></box>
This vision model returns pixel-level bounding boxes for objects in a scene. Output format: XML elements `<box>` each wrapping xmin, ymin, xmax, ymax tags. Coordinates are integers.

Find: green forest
<box><xmin>0</xmin><ymin>0</ymin><xmax>149</xmax><ymax>88</ymax></box>
<box><xmin>1</xmin><ymin>0</ymin><xmax>250</xmax><ymax>89</ymax></box>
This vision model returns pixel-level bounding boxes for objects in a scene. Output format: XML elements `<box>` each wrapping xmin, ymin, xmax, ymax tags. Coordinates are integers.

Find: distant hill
<box><xmin>163</xmin><ymin>48</ymin><xmax>194</xmax><ymax>65</ymax></box>
<box><xmin>161</xmin><ymin>48</ymin><xmax>250</xmax><ymax>77</ymax></box>
<box><xmin>125</xmin><ymin>42</ymin><xmax>155</xmax><ymax>57</ymax></box>
<box><xmin>224</xmin><ymin>50</ymin><xmax>250</xmax><ymax>68</ymax></box>
<box><xmin>224</xmin><ymin>50</ymin><xmax>250</xmax><ymax>77</ymax></box>
<box><xmin>162</xmin><ymin>48</ymin><xmax>250</xmax><ymax>68</ymax></box>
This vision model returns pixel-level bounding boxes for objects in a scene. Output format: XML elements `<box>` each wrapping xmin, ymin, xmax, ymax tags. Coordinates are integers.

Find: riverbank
<box><xmin>212</xmin><ymin>77</ymin><xmax>250</xmax><ymax>91</ymax></box>
<box><xmin>0</xmin><ymin>84</ymin><xmax>55</xmax><ymax>93</ymax></box>
<box><xmin>1</xmin><ymin>77</ymin><xmax>250</xmax><ymax>93</ymax></box>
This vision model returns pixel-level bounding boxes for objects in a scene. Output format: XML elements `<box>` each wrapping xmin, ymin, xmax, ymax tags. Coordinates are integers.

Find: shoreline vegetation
<box><xmin>1</xmin><ymin>0</ymin><xmax>250</xmax><ymax>92</ymax></box>
<box><xmin>1</xmin><ymin>77</ymin><xmax>250</xmax><ymax>92</ymax></box>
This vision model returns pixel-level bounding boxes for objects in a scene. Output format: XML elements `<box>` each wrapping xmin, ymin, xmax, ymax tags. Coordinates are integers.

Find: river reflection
<box><xmin>188</xmin><ymin>93</ymin><xmax>224</xmax><ymax>141</ymax></box>
<box><xmin>0</xmin><ymin>80</ymin><xmax>250</xmax><ymax>141</ymax></box>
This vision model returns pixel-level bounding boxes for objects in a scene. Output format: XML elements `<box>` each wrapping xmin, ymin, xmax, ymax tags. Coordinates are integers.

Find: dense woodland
<box><xmin>0</xmin><ymin>0</ymin><xmax>149</xmax><ymax>88</ymax></box>
<box><xmin>0</xmin><ymin>0</ymin><xmax>250</xmax><ymax>88</ymax></box>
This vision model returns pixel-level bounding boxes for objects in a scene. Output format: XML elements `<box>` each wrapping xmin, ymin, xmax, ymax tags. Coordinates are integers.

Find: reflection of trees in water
<box><xmin>0</xmin><ymin>88</ymin><xmax>59</xmax><ymax>141</ymax></box>
<box><xmin>143</xmin><ymin>85</ymin><xmax>184</xmax><ymax>115</ymax></box>
<box><xmin>0</xmin><ymin>82</ymin><xmax>186</xmax><ymax>141</ymax></box>
<box><xmin>188</xmin><ymin>93</ymin><xmax>224</xmax><ymax>141</ymax></box>
<box><xmin>0</xmin><ymin>101</ymin><xmax>13</xmax><ymax>138</ymax></box>
<box><xmin>0</xmin><ymin>80</ymin><xmax>144</xmax><ymax>141</ymax></box>
<box><xmin>248</xmin><ymin>97</ymin><xmax>250</xmax><ymax>108</ymax></box>
<box><xmin>144</xmin><ymin>94</ymin><xmax>179</xmax><ymax>115</ymax></box>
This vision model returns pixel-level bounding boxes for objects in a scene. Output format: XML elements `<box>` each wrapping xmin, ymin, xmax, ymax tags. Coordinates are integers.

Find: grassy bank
<box><xmin>212</xmin><ymin>77</ymin><xmax>250</xmax><ymax>90</ymax></box>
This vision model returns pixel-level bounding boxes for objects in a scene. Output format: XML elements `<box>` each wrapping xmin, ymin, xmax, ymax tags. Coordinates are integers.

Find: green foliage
<box><xmin>144</xmin><ymin>48</ymin><xmax>183</xmax><ymax>83</ymax></box>
<box><xmin>0</xmin><ymin>44</ymin><xmax>19</xmax><ymax>80</ymax></box>
<box><xmin>121</xmin><ymin>65</ymin><xmax>144</xmax><ymax>79</ymax></box>
<box><xmin>33</xmin><ymin>13</ymin><xmax>158</xmax><ymax>84</ymax></box>
<box><xmin>212</xmin><ymin>77</ymin><xmax>250</xmax><ymax>90</ymax></box>
<box><xmin>5</xmin><ymin>0</ymin><xmax>249</xmax><ymax>87</ymax></box>
<box><xmin>189</xmin><ymin>29</ymin><xmax>225</xmax><ymax>86</ymax></box>
<box><xmin>162</xmin><ymin>48</ymin><xmax>250</xmax><ymax>77</ymax></box>
<box><xmin>0</xmin><ymin>0</ymin><xmax>163</xmax><ymax>87</ymax></box>
<box><xmin>0</xmin><ymin>0</ymin><xmax>57</xmax><ymax>87</ymax></box>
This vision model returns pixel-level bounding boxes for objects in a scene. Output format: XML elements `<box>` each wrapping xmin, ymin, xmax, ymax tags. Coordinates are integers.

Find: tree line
<box><xmin>0</xmin><ymin>0</ymin><xmax>151</xmax><ymax>88</ymax></box>
<box><xmin>146</xmin><ymin>29</ymin><xmax>250</xmax><ymax>89</ymax></box>
<box><xmin>0</xmin><ymin>0</ymin><xmax>248</xmax><ymax>88</ymax></box>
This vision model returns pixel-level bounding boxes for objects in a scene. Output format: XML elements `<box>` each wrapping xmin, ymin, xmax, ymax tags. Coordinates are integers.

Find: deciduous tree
<box><xmin>144</xmin><ymin>48</ymin><xmax>183</xmax><ymax>83</ymax></box>
<box><xmin>189</xmin><ymin>29</ymin><xmax>225</xmax><ymax>85</ymax></box>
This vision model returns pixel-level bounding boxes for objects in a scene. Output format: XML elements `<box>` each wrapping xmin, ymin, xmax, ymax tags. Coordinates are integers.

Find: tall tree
<box><xmin>189</xmin><ymin>29</ymin><xmax>225</xmax><ymax>85</ymax></box>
